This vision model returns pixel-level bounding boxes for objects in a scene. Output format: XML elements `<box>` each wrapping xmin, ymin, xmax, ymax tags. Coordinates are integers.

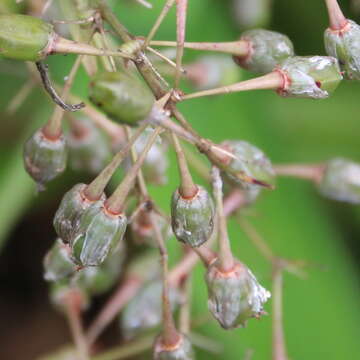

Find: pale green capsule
<box><xmin>278</xmin><ymin>56</ymin><xmax>343</xmax><ymax>99</ymax></box>
<box><xmin>171</xmin><ymin>186</ymin><xmax>215</xmax><ymax>248</ymax></box>
<box><xmin>324</xmin><ymin>20</ymin><xmax>360</xmax><ymax>80</ymax></box>
<box><xmin>318</xmin><ymin>158</ymin><xmax>360</xmax><ymax>203</ymax></box>
<box><xmin>71</xmin><ymin>204</ymin><xmax>127</xmax><ymax>267</ymax></box>
<box><xmin>23</xmin><ymin>129</ymin><xmax>67</xmax><ymax>188</ymax></box>
<box><xmin>232</xmin><ymin>0</ymin><xmax>271</xmax><ymax>30</ymax></box>
<box><xmin>205</xmin><ymin>260</ymin><xmax>270</xmax><ymax>329</ymax></box>
<box><xmin>234</xmin><ymin>29</ymin><xmax>294</xmax><ymax>74</ymax></box>
<box><xmin>154</xmin><ymin>334</ymin><xmax>195</xmax><ymax>360</ymax></box>
<box><xmin>0</xmin><ymin>14</ymin><xmax>54</xmax><ymax>61</ymax></box>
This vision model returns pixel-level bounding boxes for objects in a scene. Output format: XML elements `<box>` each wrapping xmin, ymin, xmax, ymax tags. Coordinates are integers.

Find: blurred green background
<box><xmin>0</xmin><ymin>0</ymin><xmax>360</xmax><ymax>359</ymax></box>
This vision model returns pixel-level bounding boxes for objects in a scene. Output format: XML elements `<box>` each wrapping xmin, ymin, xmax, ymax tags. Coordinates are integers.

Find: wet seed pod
<box><xmin>221</xmin><ymin>140</ymin><xmax>275</xmax><ymax>189</ymax></box>
<box><xmin>68</xmin><ymin>117</ymin><xmax>112</xmax><ymax>175</ymax></box>
<box><xmin>120</xmin><ymin>280</ymin><xmax>180</xmax><ymax>340</ymax></box>
<box><xmin>154</xmin><ymin>334</ymin><xmax>195</xmax><ymax>360</ymax></box>
<box><xmin>205</xmin><ymin>260</ymin><xmax>271</xmax><ymax>329</ymax></box>
<box><xmin>234</xmin><ymin>29</ymin><xmax>294</xmax><ymax>75</ymax></box>
<box><xmin>89</xmin><ymin>71</ymin><xmax>155</xmax><ymax>126</ymax></box>
<box><xmin>53</xmin><ymin>183</ymin><xmax>106</xmax><ymax>245</ymax></box>
<box><xmin>0</xmin><ymin>14</ymin><xmax>54</xmax><ymax>61</ymax></box>
<box><xmin>171</xmin><ymin>186</ymin><xmax>215</xmax><ymax>248</ymax></box>
<box><xmin>131</xmin><ymin>210</ymin><xmax>171</xmax><ymax>247</ymax></box>
<box><xmin>74</xmin><ymin>246</ymin><xmax>125</xmax><ymax>296</ymax></box>
<box><xmin>43</xmin><ymin>239</ymin><xmax>77</xmax><ymax>282</ymax></box>
<box><xmin>318</xmin><ymin>158</ymin><xmax>360</xmax><ymax>204</ymax></box>
<box><xmin>278</xmin><ymin>56</ymin><xmax>343</xmax><ymax>99</ymax></box>
<box><xmin>186</xmin><ymin>55</ymin><xmax>242</xmax><ymax>91</ymax></box>
<box><xmin>324</xmin><ymin>20</ymin><xmax>360</xmax><ymax>80</ymax></box>
<box><xmin>232</xmin><ymin>0</ymin><xmax>272</xmax><ymax>30</ymax></box>
<box><xmin>71</xmin><ymin>204</ymin><xmax>127</xmax><ymax>267</ymax></box>
<box><xmin>23</xmin><ymin>129</ymin><xmax>67</xmax><ymax>189</ymax></box>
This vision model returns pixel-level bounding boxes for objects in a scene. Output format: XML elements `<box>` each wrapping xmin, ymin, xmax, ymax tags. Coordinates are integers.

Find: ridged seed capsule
<box><xmin>171</xmin><ymin>186</ymin><xmax>215</xmax><ymax>248</ymax></box>
<box><xmin>324</xmin><ymin>20</ymin><xmax>360</xmax><ymax>80</ymax></box>
<box><xmin>205</xmin><ymin>260</ymin><xmax>271</xmax><ymax>329</ymax></box>
<box><xmin>23</xmin><ymin>129</ymin><xmax>67</xmax><ymax>189</ymax></box>
<box><xmin>234</xmin><ymin>29</ymin><xmax>294</xmax><ymax>74</ymax></box>
<box><xmin>154</xmin><ymin>334</ymin><xmax>195</xmax><ymax>360</ymax></box>
<box><xmin>53</xmin><ymin>183</ymin><xmax>105</xmax><ymax>245</ymax></box>
<box><xmin>318</xmin><ymin>157</ymin><xmax>360</xmax><ymax>204</ymax></box>
<box><xmin>71</xmin><ymin>204</ymin><xmax>127</xmax><ymax>267</ymax></box>
<box><xmin>89</xmin><ymin>71</ymin><xmax>155</xmax><ymax>126</ymax></box>
<box><xmin>278</xmin><ymin>56</ymin><xmax>343</xmax><ymax>99</ymax></box>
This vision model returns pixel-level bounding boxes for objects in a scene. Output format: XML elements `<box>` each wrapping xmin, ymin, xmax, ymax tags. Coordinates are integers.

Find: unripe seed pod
<box><xmin>232</xmin><ymin>0</ymin><xmax>272</xmax><ymax>30</ymax></box>
<box><xmin>171</xmin><ymin>186</ymin><xmax>215</xmax><ymax>248</ymax></box>
<box><xmin>68</xmin><ymin>117</ymin><xmax>112</xmax><ymax>175</ymax></box>
<box><xmin>234</xmin><ymin>29</ymin><xmax>294</xmax><ymax>74</ymax></box>
<box><xmin>0</xmin><ymin>14</ymin><xmax>54</xmax><ymax>61</ymax></box>
<box><xmin>205</xmin><ymin>260</ymin><xmax>270</xmax><ymax>329</ymax></box>
<box><xmin>53</xmin><ymin>183</ymin><xmax>105</xmax><ymax>245</ymax></box>
<box><xmin>278</xmin><ymin>56</ymin><xmax>343</xmax><ymax>99</ymax></box>
<box><xmin>120</xmin><ymin>280</ymin><xmax>180</xmax><ymax>340</ymax></box>
<box><xmin>154</xmin><ymin>334</ymin><xmax>195</xmax><ymax>360</ymax></box>
<box><xmin>126</xmin><ymin>250</ymin><xmax>161</xmax><ymax>283</ymax></box>
<box><xmin>89</xmin><ymin>72</ymin><xmax>155</xmax><ymax>126</ymax></box>
<box><xmin>43</xmin><ymin>239</ymin><xmax>77</xmax><ymax>282</ymax></box>
<box><xmin>23</xmin><ymin>129</ymin><xmax>67</xmax><ymax>188</ymax></box>
<box><xmin>71</xmin><ymin>204</ymin><xmax>127</xmax><ymax>267</ymax></box>
<box><xmin>186</xmin><ymin>55</ymin><xmax>242</xmax><ymax>90</ymax></box>
<box><xmin>318</xmin><ymin>157</ymin><xmax>360</xmax><ymax>204</ymax></box>
<box><xmin>324</xmin><ymin>20</ymin><xmax>360</xmax><ymax>80</ymax></box>
<box><xmin>220</xmin><ymin>140</ymin><xmax>275</xmax><ymax>190</ymax></box>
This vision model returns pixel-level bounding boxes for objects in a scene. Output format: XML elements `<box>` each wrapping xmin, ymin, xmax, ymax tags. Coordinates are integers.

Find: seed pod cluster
<box><xmin>171</xmin><ymin>186</ymin><xmax>215</xmax><ymax>248</ymax></box>
<box><xmin>205</xmin><ymin>260</ymin><xmax>270</xmax><ymax>329</ymax></box>
<box><xmin>154</xmin><ymin>334</ymin><xmax>195</xmax><ymax>360</ymax></box>
<box><xmin>318</xmin><ymin>158</ymin><xmax>360</xmax><ymax>204</ymax></box>
<box><xmin>89</xmin><ymin>71</ymin><xmax>155</xmax><ymax>126</ymax></box>
<box><xmin>324</xmin><ymin>20</ymin><xmax>360</xmax><ymax>80</ymax></box>
<box><xmin>234</xmin><ymin>29</ymin><xmax>294</xmax><ymax>74</ymax></box>
<box><xmin>278</xmin><ymin>56</ymin><xmax>343</xmax><ymax>99</ymax></box>
<box><xmin>23</xmin><ymin>129</ymin><xmax>67</xmax><ymax>189</ymax></box>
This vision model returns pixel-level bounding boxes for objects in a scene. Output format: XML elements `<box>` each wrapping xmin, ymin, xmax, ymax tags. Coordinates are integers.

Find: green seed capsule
<box><xmin>318</xmin><ymin>158</ymin><xmax>360</xmax><ymax>203</ymax></box>
<box><xmin>154</xmin><ymin>334</ymin><xmax>195</xmax><ymax>360</ymax></box>
<box><xmin>278</xmin><ymin>56</ymin><xmax>343</xmax><ymax>99</ymax></box>
<box><xmin>120</xmin><ymin>280</ymin><xmax>180</xmax><ymax>340</ymax></box>
<box><xmin>205</xmin><ymin>260</ymin><xmax>270</xmax><ymax>329</ymax></box>
<box><xmin>43</xmin><ymin>239</ymin><xmax>77</xmax><ymax>282</ymax></box>
<box><xmin>221</xmin><ymin>140</ymin><xmax>275</xmax><ymax>189</ymax></box>
<box><xmin>171</xmin><ymin>186</ymin><xmax>215</xmax><ymax>248</ymax></box>
<box><xmin>75</xmin><ymin>246</ymin><xmax>125</xmax><ymax>295</ymax></box>
<box><xmin>71</xmin><ymin>204</ymin><xmax>127</xmax><ymax>267</ymax></box>
<box><xmin>232</xmin><ymin>0</ymin><xmax>271</xmax><ymax>30</ymax></box>
<box><xmin>234</xmin><ymin>29</ymin><xmax>294</xmax><ymax>74</ymax></box>
<box><xmin>68</xmin><ymin>117</ymin><xmax>112</xmax><ymax>175</ymax></box>
<box><xmin>89</xmin><ymin>71</ymin><xmax>155</xmax><ymax>126</ymax></box>
<box><xmin>324</xmin><ymin>20</ymin><xmax>360</xmax><ymax>80</ymax></box>
<box><xmin>0</xmin><ymin>14</ymin><xmax>54</xmax><ymax>61</ymax></box>
<box><xmin>53</xmin><ymin>183</ymin><xmax>105</xmax><ymax>245</ymax></box>
<box><xmin>23</xmin><ymin>129</ymin><xmax>67</xmax><ymax>188</ymax></box>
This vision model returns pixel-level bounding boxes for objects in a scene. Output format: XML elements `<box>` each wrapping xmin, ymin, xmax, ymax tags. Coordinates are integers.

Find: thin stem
<box><xmin>181</xmin><ymin>71</ymin><xmax>284</xmax><ymax>101</ymax></box>
<box><xmin>171</xmin><ymin>133</ymin><xmax>197</xmax><ymax>198</ymax></box>
<box><xmin>135</xmin><ymin>0</ymin><xmax>153</xmax><ymax>9</ymax></box>
<box><xmin>105</xmin><ymin>127</ymin><xmax>162</xmax><ymax>214</ymax></box>
<box><xmin>92</xmin><ymin>32</ymin><xmax>114</xmax><ymax>72</ymax></box>
<box><xmin>212</xmin><ymin>167</ymin><xmax>234</xmax><ymax>273</ymax></box>
<box><xmin>6</xmin><ymin>80</ymin><xmax>35</xmax><ymax>115</ymax></box>
<box><xmin>179</xmin><ymin>274</ymin><xmax>192</xmax><ymax>334</ymax></box>
<box><xmin>324</xmin><ymin>0</ymin><xmax>348</xmax><ymax>30</ymax></box>
<box><xmin>174</xmin><ymin>0</ymin><xmax>188</xmax><ymax>88</ymax></box>
<box><xmin>42</xmin><ymin>54</ymin><xmax>84</xmax><ymax>139</ymax></box>
<box><xmin>143</xmin><ymin>0</ymin><xmax>176</xmax><ymax>49</ymax></box>
<box><xmin>84</xmin><ymin>122</ymin><xmax>148</xmax><ymax>201</ymax></box>
<box><xmin>272</xmin><ymin>267</ymin><xmax>288</xmax><ymax>360</ymax></box>
<box><xmin>150</xmin><ymin>40</ymin><xmax>249</xmax><ymax>57</ymax></box>
<box><xmin>64</xmin><ymin>293</ymin><xmax>89</xmax><ymax>360</ymax></box>
<box><xmin>192</xmin><ymin>245</ymin><xmax>217</xmax><ymax>267</ymax></box>
<box><xmin>147</xmin><ymin>46</ymin><xmax>185</xmax><ymax>73</ymax></box>
<box><xmin>86</xmin><ymin>277</ymin><xmax>142</xmax><ymax>346</ymax></box>
<box><xmin>274</xmin><ymin>164</ymin><xmax>325</xmax><ymax>183</ymax></box>
<box><xmin>182</xmin><ymin>145</ymin><xmax>211</xmax><ymax>181</ymax></box>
